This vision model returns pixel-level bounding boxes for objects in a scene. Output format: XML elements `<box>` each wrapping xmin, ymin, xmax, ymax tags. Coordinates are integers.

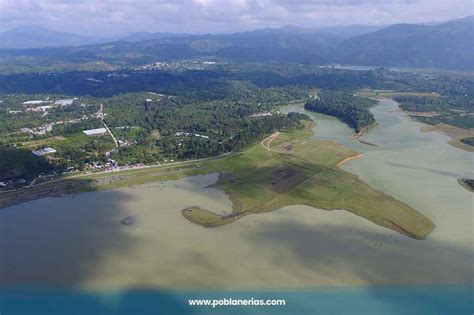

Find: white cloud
<box><xmin>0</xmin><ymin>0</ymin><xmax>471</xmax><ymax>36</ymax></box>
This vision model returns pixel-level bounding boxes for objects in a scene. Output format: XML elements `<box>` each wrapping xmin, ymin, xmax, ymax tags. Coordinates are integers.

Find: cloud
<box><xmin>0</xmin><ymin>0</ymin><xmax>471</xmax><ymax>36</ymax></box>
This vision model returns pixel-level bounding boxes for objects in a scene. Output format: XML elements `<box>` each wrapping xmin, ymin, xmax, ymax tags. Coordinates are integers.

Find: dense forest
<box><xmin>305</xmin><ymin>91</ymin><xmax>376</xmax><ymax>132</ymax></box>
<box><xmin>104</xmin><ymin>92</ymin><xmax>309</xmax><ymax>163</ymax></box>
<box><xmin>1</xmin><ymin>65</ymin><xmax>472</xmax><ymax>100</ymax></box>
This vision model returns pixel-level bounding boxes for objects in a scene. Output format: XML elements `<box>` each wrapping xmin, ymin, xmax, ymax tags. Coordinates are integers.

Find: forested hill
<box><xmin>336</xmin><ymin>16</ymin><xmax>474</xmax><ymax>70</ymax></box>
<box><xmin>0</xmin><ymin>16</ymin><xmax>472</xmax><ymax>72</ymax></box>
<box><xmin>305</xmin><ymin>91</ymin><xmax>376</xmax><ymax>132</ymax></box>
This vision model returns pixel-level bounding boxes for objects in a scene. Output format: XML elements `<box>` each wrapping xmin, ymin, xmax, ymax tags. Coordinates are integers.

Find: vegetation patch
<box><xmin>457</xmin><ymin>178</ymin><xmax>474</xmax><ymax>192</ymax></box>
<box><xmin>182</xmin><ymin>207</ymin><xmax>236</xmax><ymax>227</ymax></box>
<box><xmin>460</xmin><ymin>137</ymin><xmax>474</xmax><ymax>147</ymax></box>
<box><xmin>304</xmin><ymin>90</ymin><xmax>376</xmax><ymax>132</ymax></box>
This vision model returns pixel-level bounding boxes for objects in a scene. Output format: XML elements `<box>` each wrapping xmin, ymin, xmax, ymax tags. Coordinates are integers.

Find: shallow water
<box><xmin>282</xmin><ymin>99</ymin><xmax>473</xmax><ymax>244</ymax></box>
<box><xmin>1</xmin><ymin>99</ymin><xmax>473</xmax><ymax>313</ymax></box>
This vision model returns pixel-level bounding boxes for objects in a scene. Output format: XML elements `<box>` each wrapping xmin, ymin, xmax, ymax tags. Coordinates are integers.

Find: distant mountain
<box><xmin>337</xmin><ymin>15</ymin><xmax>474</xmax><ymax>70</ymax></box>
<box><xmin>0</xmin><ymin>26</ymin><xmax>109</xmax><ymax>48</ymax></box>
<box><xmin>179</xmin><ymin>26</ymin><xmax>343</xmax><ymax>62</ymax></box>
<box><xmin>315</xmin><ymin>25</ymin><xmax>384</xmax><ymax>39</ymax></box>
<box><xmin>120</xmin><ymin>32</ymin><xmax>189</xmax><ymax>42</ymax></box>
<box><xmin>0</xmin><ymin>17</ymin><xmax>472</xmax><ymax>70</ymax></box>
<box><xmin>120</xmin><ymin>24</ymin><xmax>382</xmax><ymax>43</ymax></box>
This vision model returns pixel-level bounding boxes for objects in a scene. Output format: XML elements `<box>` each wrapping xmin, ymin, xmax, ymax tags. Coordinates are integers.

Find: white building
<box><xmin>23</xmin><ymin>100</ymin><xmax>49</xmax><ymax>105</ymax></box>
<box><xmin>32</xmin><ymin>147</ymin><xmax>57</xmax><ymax>157</ymax></box>
<box><xmin>83</xmin><ymin>128</ymin><xmax>107</xmax><ymax>136</ymax></box>
<box><xmin>54</xmin><ymin>99</ymin><xmax>74</xmax><ymax>106</ymax></box>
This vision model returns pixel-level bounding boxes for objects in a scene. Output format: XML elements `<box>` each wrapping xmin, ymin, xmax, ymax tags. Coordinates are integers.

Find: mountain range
<box><xmin>0</xmin><ymin>16</ymin><xmax>472</xmax><ymax>70</ymax></box>
<box><xmin>0</xmin><ymin>26</ymin><xmax>108</xmax><ymax>49</ymax></box>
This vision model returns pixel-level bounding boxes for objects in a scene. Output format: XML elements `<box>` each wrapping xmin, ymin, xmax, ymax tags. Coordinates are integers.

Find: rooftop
<box><xmin>83</xmin><ymin>128</ymin><xmax>107</xmax><ymax>136</ymax></box>
<box><xmin>32</xmin><ymin>147</ymin><xmax>57</xmax><ymax>156</ymax></box>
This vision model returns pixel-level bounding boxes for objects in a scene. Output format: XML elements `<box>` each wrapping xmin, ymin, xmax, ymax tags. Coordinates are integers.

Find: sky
<box><xmin>0</xmin><ymin>0</ymin><xmax>472</xmax><ymax>36</ymax></box>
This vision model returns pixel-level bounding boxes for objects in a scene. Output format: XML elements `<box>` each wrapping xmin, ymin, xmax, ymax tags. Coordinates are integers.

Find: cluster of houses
<box><xmin>8</xmin><ymin>98</ymin><xmax>76</xmax><ymax>116</ymax></box>
<box><xmin>22</xmin><ymin>98</ymin><xmax>75</xmax><ymax>107</ymax></box>
<box><xmin>21</xmin><ymin>123</ymin><xmax>54</xmax><ymax>136</ymax></box>
<box><xmin>87</xmin><ymin>159</ymin><xmax>118</xmax><ymax>171</ymax></box>
<box><xmin>137</xmin><ymin>60</ymin><xmax>217</xmax><ymax>71</ymax></box>
<box><xmin>20</xmin><ymin>113</ymin><xmax>97</xmax><ymax>137</ymax></box>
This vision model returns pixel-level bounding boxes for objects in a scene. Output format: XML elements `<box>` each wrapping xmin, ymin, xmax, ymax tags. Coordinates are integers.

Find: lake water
<box><xmin>282</xmin><ymin>99</ymin><xmax>473</xmax><ymax>246</ymax></box>
<box><xmin>1</xmin><ymin>99</ymin><xmax>472</xmax><ymax>314</ymax></box>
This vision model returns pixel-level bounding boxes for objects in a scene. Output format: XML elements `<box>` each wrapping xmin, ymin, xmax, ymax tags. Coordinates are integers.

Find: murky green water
<box><xmin>282</xmin><ymin>99</ymin><xmax>473</xmax><ymax>246</ymax></box>
<box><xmin>1</xmin><ymin>98</ymin><xmax>472</xmax><ymax>314</ymax></box>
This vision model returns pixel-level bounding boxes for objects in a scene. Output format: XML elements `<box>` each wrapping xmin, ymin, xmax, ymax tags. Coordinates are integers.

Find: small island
<box><xmin>458</xmin><ymin>178</ymin><xmax>474</xmax><ymax>192</ymax></box>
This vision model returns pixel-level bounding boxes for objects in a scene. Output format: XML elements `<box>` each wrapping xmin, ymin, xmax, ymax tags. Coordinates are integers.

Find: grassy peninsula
<box><xmin>182</xmin><ymin>122</ymin><xmax>435</xmax><ymax>239</ymax></box>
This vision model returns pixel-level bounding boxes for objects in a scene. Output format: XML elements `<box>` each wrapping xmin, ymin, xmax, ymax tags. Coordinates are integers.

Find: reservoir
<box><xmin>1</xmin><ymin>99</ymin><xmax>472</xmax><ymax>314</ymax></box>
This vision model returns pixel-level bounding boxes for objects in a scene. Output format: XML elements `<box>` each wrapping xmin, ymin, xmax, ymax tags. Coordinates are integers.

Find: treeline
<box><xmin>394</xmin><ymin>95</ymin><xmax>474</xmax><ymax>129</ymax></box>
<box><xmin>304</xmin><ymin>91</ymin><xmax>376</xmax><ymax>132</ymax></box>
<box><xmin>0</xmin><ymin>65</ymin><xmax>473</xmax><ymax>102</ymax></box>
<box><xmin>153</xmin><ymin>113</ymin><xmax>307</xmax><ymax>160</ymax></box>
<box><xmin>0</xmin><ymin>145</ymin><xmax>54</xmax><ymax>181</ymax></box>
<box><xmin>460</xmin><ymin>137</ymin><xmax>474</xmax><ymax>147</ymax></box>
<box><xmin>104</xmin><ymin>92</ymin><xmax>309</xmax><ymax>163</ymax></box>
<box><xmin>0</xmin><ymin>68</ymin><xmax>377</xmax><ymax>98</ymax></box>
<box><xmin>0</xmin><ymin>63</ymin><xmax>474</xmax><ymax>104</ymax></box>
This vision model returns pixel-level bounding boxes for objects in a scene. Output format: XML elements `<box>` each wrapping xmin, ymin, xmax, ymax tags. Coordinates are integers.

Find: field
<box><xmin>357</xmin><ymin>89</ymin><xmax>441</xmax><ymax>99</ymax></box>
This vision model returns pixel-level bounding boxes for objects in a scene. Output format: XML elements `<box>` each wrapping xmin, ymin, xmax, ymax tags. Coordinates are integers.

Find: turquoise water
<box><xmin>1</xmin><ymin>284</ymin><xmax>472</xmax><ymax>315</ymax></box>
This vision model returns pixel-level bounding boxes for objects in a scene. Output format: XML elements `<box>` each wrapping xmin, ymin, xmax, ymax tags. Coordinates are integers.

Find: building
<box><xmin>83</xmin><ymin>128</ymin><xmax>107</xmax><ymax>136</ymax></box>
<box><xmin>23</xmin><ymin>100</ymin><xmax>51</xmax><ymax>105</ymax></box>
<box><xmin>250</xmin><ymin>112</ymin><xmax>273</xmax><ymax>118</ymax></box>
<box><xmin>54</xmin><ymin>99</ymin><xmax>74</xmax><ymax>106</ymax></box>
<box><xmin>32</xmin><ymin>147</ymin><xmax>57</xmax><ymax>157</ymax></box>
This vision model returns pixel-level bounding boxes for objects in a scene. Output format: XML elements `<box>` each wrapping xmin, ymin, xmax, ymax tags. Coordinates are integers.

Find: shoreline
<box><xmin>420</xmin><ymin>124</ymin><xmax>474</xmax><ymax>153</ymax></box>
<box><xmin>336</xmin><ymin>153</ymin><xmax>363</xmax><ymax>168</ymax></box>
<box><xmin>396</xmin><ymin>105</ymin><xmax>474</xmax><ymax>153</ymax></box>
<box><xmin>352</xmin><ymin>125</ymin><xmax>378</xmax><ymax>146</ymax></box>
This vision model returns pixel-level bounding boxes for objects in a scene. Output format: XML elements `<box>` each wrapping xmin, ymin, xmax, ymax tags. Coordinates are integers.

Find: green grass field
<box><xmin>182</xmin><ymin>123</ymin><xmax>434</xmax><ymax>239</ymax></box>
<box><xmin>358</xmin><ymin>89</ymin><xmax>441</xmax><ymax>99</ymax></box>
